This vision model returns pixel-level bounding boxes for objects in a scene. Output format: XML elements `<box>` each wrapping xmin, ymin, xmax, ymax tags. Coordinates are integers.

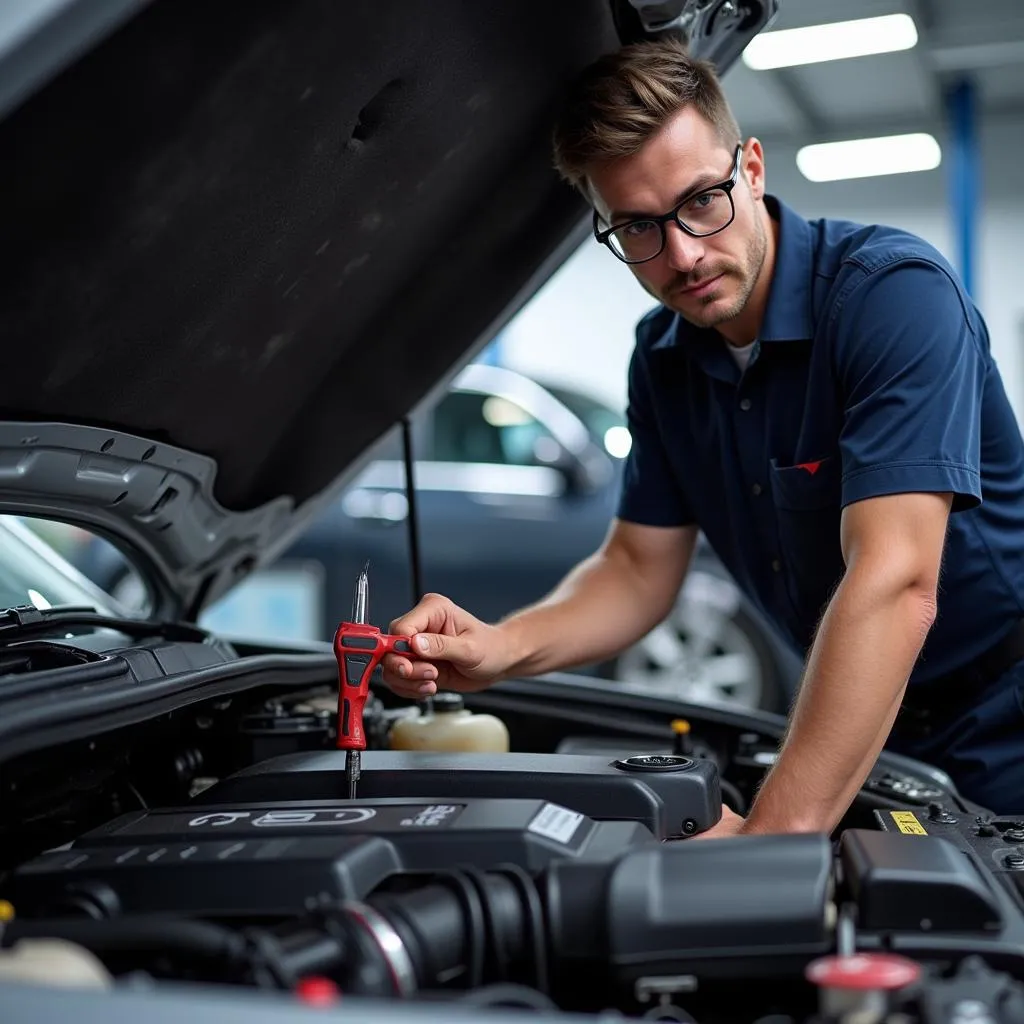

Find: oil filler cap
<box><xmin>611</xmin><ymin>754</ymin><xmax>694</xmax><ymax>773</ymax></box>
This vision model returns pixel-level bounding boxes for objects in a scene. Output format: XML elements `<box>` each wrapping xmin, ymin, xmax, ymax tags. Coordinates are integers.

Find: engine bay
<box><xmin>3</xmin><ymin>672</ymin><xmax>1024</xmax><ymax>1023</ymax></box>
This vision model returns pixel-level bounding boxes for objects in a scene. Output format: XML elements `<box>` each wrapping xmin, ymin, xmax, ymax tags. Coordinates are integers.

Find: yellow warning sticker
<box><xmin>890</xmin><ymin>811</ymin><xmax>928</xmax><ymax>835</ymax></box>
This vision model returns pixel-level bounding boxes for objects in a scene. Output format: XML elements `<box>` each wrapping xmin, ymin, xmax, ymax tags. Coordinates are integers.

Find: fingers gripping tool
<box><xmin>333</xmin><ymin>564</ymin><xmax>412</xmax><ymax>798</ymax></box>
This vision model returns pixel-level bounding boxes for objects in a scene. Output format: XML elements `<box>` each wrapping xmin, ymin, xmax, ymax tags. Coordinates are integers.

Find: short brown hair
<box><xmin>552</xmin><ymin>37</ymin><xmax>741</xmax><ymax>200</ymax></box>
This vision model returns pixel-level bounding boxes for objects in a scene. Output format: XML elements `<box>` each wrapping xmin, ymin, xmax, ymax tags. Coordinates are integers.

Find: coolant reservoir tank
<box><xmin>389</xmin><ymin>692</ymin><xmax>510</xmax><ymax>752</ymax></box>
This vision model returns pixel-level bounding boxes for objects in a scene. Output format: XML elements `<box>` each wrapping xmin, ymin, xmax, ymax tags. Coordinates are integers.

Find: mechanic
<box><xmin>382</xmin><ymin>37</ymin><xmax>1024</xmax><ymax>833</ymax></box>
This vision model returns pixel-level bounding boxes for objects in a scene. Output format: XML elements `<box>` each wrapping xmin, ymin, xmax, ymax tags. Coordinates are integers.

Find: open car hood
<box><xmin>0</xmin><ymin>0</ymin><xmax>778</xmax><ymax>618</ymax></box>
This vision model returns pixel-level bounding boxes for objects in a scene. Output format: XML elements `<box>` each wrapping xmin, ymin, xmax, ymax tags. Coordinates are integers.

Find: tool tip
<box><xmin>352</xmin><ymin>565</ymin><xmax>369</xmax><ymax>623</ymax></box>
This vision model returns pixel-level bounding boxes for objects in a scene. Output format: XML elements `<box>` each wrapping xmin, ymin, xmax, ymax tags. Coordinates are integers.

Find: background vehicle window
<box><xmin>429</xmin><ymin>391</ymin><xmax>555</xmax><ymax>467</ymax></box>
<box><xmin>0</xmin><ymin>516</ymin><xmax>145</xmax><ymax>616</ymax></box>
<box><xmin>541</xmin><ymin>382</ymin><xmax>632</xmax><ymax>460</ymax></box>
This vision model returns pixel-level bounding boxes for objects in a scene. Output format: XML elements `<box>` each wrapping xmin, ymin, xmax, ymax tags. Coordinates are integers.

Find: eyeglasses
<box><xmin>593</xmin><ymin>144</ymin><xmax>744</xmax><ymax>264</ymax></box>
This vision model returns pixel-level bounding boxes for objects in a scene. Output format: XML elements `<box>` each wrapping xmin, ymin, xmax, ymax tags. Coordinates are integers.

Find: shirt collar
<box><xmin>758</xmin><ymin>195</ymin><xmax>814</xmax><ymax>343</ymax></box>
<box><xmin>650</xmin><ymin>194</ymin><xmax>814</xmax><ymax>351</ymax></box>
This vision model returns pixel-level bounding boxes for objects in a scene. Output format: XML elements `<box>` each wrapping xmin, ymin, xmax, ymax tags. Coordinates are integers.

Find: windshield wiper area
<box><xmin>0</xmin><ymin>605</ymin><xmax>208</xmax><ymax>645</ymax></box>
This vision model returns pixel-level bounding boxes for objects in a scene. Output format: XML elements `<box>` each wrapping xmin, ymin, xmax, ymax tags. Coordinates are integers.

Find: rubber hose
<box><xmin>719</xmin><ymin>777</ymin><xmax>747</xmax><ymax>814</ymax></box>
<box><xmin>4</xmin><ymin>916</ymin><xmax>245</xmax><ymax>964</ymax></box>
<box><xmin>369</xmin><ymin>871</ymin><xmax>532</xmax><ymax>991</ymax></box>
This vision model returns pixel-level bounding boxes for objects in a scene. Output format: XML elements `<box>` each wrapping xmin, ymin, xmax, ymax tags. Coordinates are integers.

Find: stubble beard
<box><xmin>661</xmin><ymin>215</ymin><xmax>768</xmax><ymax>330</ymax></box>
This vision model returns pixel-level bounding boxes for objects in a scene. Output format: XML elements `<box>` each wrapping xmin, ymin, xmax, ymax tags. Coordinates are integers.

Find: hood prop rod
<box><xmin>401</xmin><ymin>414</ymin><xmax>432</xmax><ymax>713</ymax></box>
<box><xmin>400</xmin><ymin>416</ymin><xmax>423</xmax><ymax>608</ymax></box>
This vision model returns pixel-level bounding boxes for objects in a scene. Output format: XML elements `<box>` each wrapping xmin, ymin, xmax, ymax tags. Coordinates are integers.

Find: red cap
<box><xmin>295</xmin><ymin>976</ymin><xmax>341</xmax><ymax>1005</ymax></box>
<box><xmin>806</xmin><ymin>953</ymin><xmax>922</xmax><ymax>991</ymax></box>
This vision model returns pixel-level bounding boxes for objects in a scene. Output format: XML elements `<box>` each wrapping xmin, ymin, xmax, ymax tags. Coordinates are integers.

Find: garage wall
<box><xmin>500</xmin><ymin>110</ymin><xmax>1024</xmax><ymax>422</ymax></box>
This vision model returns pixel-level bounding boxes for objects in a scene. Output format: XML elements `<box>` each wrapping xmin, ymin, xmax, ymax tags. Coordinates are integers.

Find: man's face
<box><xmin>588</xmin><ymin>107</ymin><xmax>767</xmax><ymax>331</ymax></box>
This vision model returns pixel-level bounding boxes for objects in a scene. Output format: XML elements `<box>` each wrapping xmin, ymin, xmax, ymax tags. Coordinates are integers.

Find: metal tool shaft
<box><xmin>346</xmin><ymin>749</ymin><xmax>361</xmax><ymax>799</ymax></box>
<box><xmin>344</xmin><ymin>563</ymin><xmax>371</xmax><ymax>800</ymax></box>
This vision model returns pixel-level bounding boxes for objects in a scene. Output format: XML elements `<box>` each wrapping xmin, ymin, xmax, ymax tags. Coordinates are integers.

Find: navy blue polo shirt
<box><xmin>619</xmin><ymin>195</ymin><xmax>1024</xmax><ymax>685</ymax></box>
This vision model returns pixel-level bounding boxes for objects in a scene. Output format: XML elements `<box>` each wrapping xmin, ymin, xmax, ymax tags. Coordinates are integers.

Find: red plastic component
<box><xmin>295</xmin><ymin>976</ymin><xmax>341</xmax><ymax>1005</ymax></box>
<box><xmin>805</xmin><ymin>953</ymin><xmax>922</xmax><ymax>991</ymax></box>
<box><xmin>333</xmin><ymin>621</ymin><xmax>412</xmax><ymax>751</ymax></box>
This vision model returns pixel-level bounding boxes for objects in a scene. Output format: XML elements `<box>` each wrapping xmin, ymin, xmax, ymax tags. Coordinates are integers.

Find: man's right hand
<box><xmin>381</xmin><ymin>593</ymin><xmax>512</xmax><ymax>700</ymax></box>
<box><xmin>380</xmin><ymin>521</ymin><xmax>698</xmax><ymax>700</ymax></box>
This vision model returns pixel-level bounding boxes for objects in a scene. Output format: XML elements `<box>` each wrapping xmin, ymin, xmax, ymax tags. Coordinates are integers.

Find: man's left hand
<box><xmin>694</xmin><ymin>804</ymin><xmax>747</xmax><ymax>839</ymax></box>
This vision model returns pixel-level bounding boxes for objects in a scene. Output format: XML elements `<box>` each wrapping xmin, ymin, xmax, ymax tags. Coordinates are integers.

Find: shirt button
<box><xmin>739</xmin><ymin>398</ymin><xmax>752</xmax><ymax>411</ymax></box>
<box><xmin>771</xmin><ymin>559</ymin><xmax>782</xmax><ymax>573</ymax></box>
<box><xmin>752</xmin><ymin>483</ymin><xmax>763</xmax><ymax>496</ymax></box>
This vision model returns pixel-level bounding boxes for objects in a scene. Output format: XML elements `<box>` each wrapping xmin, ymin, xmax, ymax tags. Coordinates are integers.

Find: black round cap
<box><xmin>611</xmin><ymin>754</ymin><xmax>695</xmax><ymax>773</ymax></box>
<box><xmin>430</xmin><ymin>691</ymin><xmax>465</xmax><ymax>713</ymax></box>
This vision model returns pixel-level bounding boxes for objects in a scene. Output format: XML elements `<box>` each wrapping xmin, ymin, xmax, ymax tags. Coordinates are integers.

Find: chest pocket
<box><xmin>768</xmin><ymin>455</ymin><xmax>846</xmax><ymax>640</ymax></box>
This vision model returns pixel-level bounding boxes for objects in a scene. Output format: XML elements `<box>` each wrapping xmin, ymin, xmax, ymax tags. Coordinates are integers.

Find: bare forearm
<box><xmin>837</xmin><ymin>685</ymin><xmax>906</xmax><ymax>814</ymax></box>
<box><xmin>495</xmin><ymin>529</ymin><xmax>694</xmax><ymax>678</ymax></box>
<box><xmin>745</xmin><ymin>571</ymin><xmax>934</xmax><ymax>834</ymax></box>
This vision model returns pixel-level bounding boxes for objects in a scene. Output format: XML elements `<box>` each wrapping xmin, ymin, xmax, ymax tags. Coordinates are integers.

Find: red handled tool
<box><xmin>333</xmin><ymin>563</ymin><xmax>413</xmax><ymax>798</ymax></box>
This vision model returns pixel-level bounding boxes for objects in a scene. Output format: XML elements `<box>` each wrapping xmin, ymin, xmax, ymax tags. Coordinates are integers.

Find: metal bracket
<box><xmin>627</xmin><ymin>0</ymin><xmax>721</xmax><ymax>37</ymax></box>
<box><xmin>621</xmin><ymin>0</ymin><xmax>781</xmax><ymax>72</ymax></box>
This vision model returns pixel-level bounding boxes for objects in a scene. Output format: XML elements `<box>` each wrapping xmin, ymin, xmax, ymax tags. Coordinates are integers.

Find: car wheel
<box><xmin>610</xmin><ymin>567</ymin><xmax>785</xmax><ymax>713</ymax></box>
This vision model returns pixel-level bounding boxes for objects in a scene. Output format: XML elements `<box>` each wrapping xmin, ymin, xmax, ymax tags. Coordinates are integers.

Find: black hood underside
<box><xmin>0</xmin><ymin>0</ymin><xmax>777</xmax><ymax>615</ymax></box>
<box><xmin>0</xmin><ymin>0</ymin><xmax>618</xmax><ymax>513</ymax></box>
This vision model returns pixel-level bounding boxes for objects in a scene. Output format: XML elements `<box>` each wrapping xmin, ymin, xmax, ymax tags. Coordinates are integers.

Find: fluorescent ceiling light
<box><xmin>742</xmin><ymin>13</ymin><xmax>918</xmax><ymax>70</ymax></box>
<box><xmin>796</xmin><ymin>134</ymin><xmax>941</xmax><ymax>182</ymax></box>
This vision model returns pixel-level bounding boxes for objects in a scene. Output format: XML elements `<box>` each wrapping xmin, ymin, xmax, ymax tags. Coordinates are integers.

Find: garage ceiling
<box><xmin>723</xmin><ymin>0</ymin><xmax>1024</xmax><ymax>141</ymax></box>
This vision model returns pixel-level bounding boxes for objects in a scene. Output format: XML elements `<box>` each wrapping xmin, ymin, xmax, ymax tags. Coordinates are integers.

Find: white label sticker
<box><xmin>527</xmin><ymin>803</ymin><xmax>585</xmax><ymax>844</ymax></box>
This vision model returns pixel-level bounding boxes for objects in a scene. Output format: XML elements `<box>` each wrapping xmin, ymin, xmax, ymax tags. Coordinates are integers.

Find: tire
<box><xmin>608</xmin><ymin>567</ymin><xmax>786</xmax><ymax>714</ymax></box>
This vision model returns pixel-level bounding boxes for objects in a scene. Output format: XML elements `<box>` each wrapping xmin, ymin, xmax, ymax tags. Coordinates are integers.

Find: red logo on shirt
<box><xmin>796</xmin><ymin>461</ymin><xmax>822</xmax><ymax>476</ymax></box>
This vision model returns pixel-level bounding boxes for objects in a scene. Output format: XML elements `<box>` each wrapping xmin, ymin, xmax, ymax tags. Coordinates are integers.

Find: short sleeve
<box><xmin>833</xmin><ymin>258</ymin><xmax>985</xmax><ymax>512</ymax></box>
<box><xmin>616</xmin><ymin>343</ymin><xmax>696</xmax><ymax>527</ymax></box>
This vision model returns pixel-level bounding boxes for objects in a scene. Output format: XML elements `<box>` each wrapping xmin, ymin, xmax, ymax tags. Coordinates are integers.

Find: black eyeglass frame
<box><xmin>592</xmin><ymin>143</ymin><xmax>745</xmax><ymax>264</ymax></box>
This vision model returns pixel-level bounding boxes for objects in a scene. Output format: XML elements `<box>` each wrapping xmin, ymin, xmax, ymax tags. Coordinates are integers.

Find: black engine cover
<box><xmin>7</xmin><ymin>798</ymin><xmax>650</xmax><ymax>917</ymax></box>
<box><xmin>197</xmin><ymin>750</ymin><xmax>721</xmax><ymax>839</ymax></box>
